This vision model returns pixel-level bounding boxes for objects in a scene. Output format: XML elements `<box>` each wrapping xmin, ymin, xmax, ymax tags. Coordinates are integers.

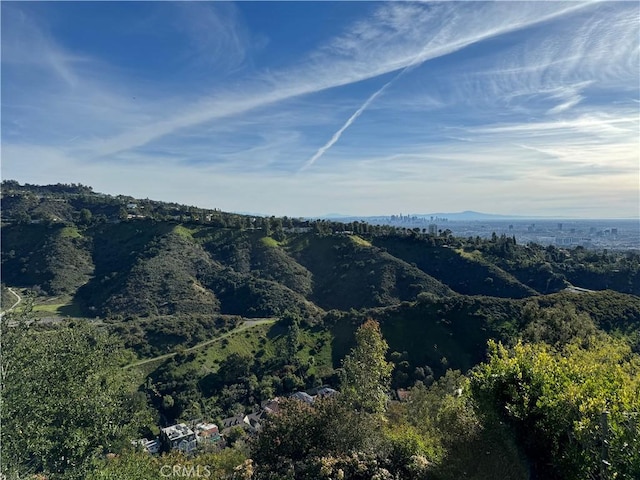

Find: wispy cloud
<box><xmin>440</xmin><ymin>4</ymin><xmax>638</xmax><ymax>111</ymax></box>
<box><xmin>1</xmin><ymin>6</ymin><xmax>86</xmax><ymax>89</ymax></box>
<box><xmin>45</xmin><ymin>1</ymin><xmax>603</xmax><ymax>159</ymax></box>
<box><xmin>2</xmin><ymin>1</ymin><xmax>638</xmax><ymax>218</ymax></box>
<box><xmin>171</xmin><ymin>2</ymin><xmax>251</xmax><ymax>73</ymax></box>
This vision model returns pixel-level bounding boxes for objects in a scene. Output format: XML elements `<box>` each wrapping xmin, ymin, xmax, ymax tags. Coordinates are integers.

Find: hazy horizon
<box><xmin>2</xmin><ymin>1</ymin><xmax>639</xmax><ymax>218</ymax></box>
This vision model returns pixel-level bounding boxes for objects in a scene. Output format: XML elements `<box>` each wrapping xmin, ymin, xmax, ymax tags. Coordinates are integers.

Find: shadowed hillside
<box><xmin>372</xmin><ymin>235</ymin><xmax>539</xmax><ymax>298</ymax></box>
<box><xmin>289</xmin><ymin>234</ymin><xmax>453</xmax><ymax>310</ymax></box>
<box><xmin>99</xmin><ymin>232</ymin><xmax>220</xmax><ymax>317</ymax></box>
<box><xmin>196</xmin><ymin>228</ymin><xmax>314</xmax><ymax>296</ymax></box>
<box><xmin>1</xmin><ymin>223</ymin><xmax>94</xmax><ymax>295</ymax></box>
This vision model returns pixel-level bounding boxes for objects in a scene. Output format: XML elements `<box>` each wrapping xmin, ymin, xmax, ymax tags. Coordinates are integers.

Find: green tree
<box><xmin>251</xmin><ymin>397</ymin><xmax>379</xmax><ymax>479</ymax></box>
<box><xmin>118</xmin><ymin>206</ymin><xmax>128</xmax><ymax>221</ymax></box>
<box><xmin>285</xmin><ymin>319</ymin><xmax>300</xmax><ymax>363</ymax></box>
<box><xmin>1</xmin><ymin>319</ymin><xmax>152</xmax><ymax>479</ymax></box>
<box><xmin>79</xmin><ymin>208</ymin><xmax>93</xmax><ymax>225</ymax></box>
<box><xmin>521</xmin><ymin>302</ymin><xmax>599</xmax><ymax>348</ymax></box>
<box><xmin>218</xmin><ymin>353</ymin><xmax>253</xmax><ymax>384</ymax></box>
<box><xmin>339</xmin><ymin>319</ymin><xmax>393</xmax><ymax>414</ymax></box>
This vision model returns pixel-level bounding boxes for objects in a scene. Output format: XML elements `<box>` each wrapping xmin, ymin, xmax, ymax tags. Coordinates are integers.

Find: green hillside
<box><xmin>372</xmin><ymin>235</ymin><xmax>538</xmax><ymax>298</ymax></box>
<box><xmin>290</xmin><ymin>234</ymin><xmax>453</xmax><ymax>310</ymax></box>
<box><xmin>102</xmin><ymin>232</ymin><xmax>220</xmax><ymax>317</ymax></box>
<box><xmin>335</xmin><ymin>290</ymin><xmax>640</xmax><ymax>381</ymax></box>
<box><xmin>3</xmin><ymin>181</ymin><xmax>640</xmax><ymax>480</ymax></box>
<box><xmin>1</xmin><ymin>223</ymin><xmax>93</xmax><ymax>295</ymax></box>
<box><xmin>3</xmin><ymin>181</ymin><xmax>637</xmax><ymax>323</ymax></box>
<box><xmin>196</xmin><ymin>228</ymin><xmax>314</xmax><ymax>296</ymax></box>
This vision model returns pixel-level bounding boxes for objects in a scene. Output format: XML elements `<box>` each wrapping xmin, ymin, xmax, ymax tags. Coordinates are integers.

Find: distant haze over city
<box><xmin>319</xmin><ymin>213</ymin><xmax>640</xmax><ymax>251</ymax></box>
<box><xmin>319</xmin><ymin>211</ymin><xmax>640</xmax><ymax>221</ymax></box>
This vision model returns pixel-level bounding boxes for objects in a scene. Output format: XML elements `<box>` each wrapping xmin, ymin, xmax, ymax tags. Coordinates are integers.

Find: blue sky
<box><xmin>2</xmin><ymin>1</ymin><xmax>639</xmax><ymax>218</ymax></box>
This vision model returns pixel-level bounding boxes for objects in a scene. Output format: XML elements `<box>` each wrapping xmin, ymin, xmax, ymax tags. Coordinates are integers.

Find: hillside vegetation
<box><xmin>4</xmin><ymin>182</ymin><xmax>638</xmax><ymax>323</ymax></box>
<box><xmin>2</xmin><ymin>181</ymin><xmax>640</xmax><ymax>480</ymax></box>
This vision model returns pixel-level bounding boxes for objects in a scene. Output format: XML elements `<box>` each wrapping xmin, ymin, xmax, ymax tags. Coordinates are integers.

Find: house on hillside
<box><xmin>245</xmin><ymin>412</ymin><xmax>263</xmax><ymax>432</ymax></box>
<box><xmin>160</xmin><ymin>423</ymin><xmax>197</xmax><ymax>454</ymax></box>
<box><xmin>222</xmin><ymin>414</ymin><xmax>244</xmax><ymax>430</ymax></box>
<box><xmin>261</xmin><ymin>397</ymin><xmax>281</xmax><ymax>415</ymax></box>
<box><xmin>194</xmin><ymin>422</ymin><xmax>221</xmax><ymax>446</ymax></box>
<box><xmin>291</xmin><ymin>391</ymin><xmax>315</xmax><ymax>405</ymax></box>
<box><xmin>132</xmin><ymin>437</ymin><xmax>160</xmax><ymax>455</ymax></box>
<box><xmin>221</xmin><ymin>412</ymin><xmax>264</xmax><ymax>434</ymax></box>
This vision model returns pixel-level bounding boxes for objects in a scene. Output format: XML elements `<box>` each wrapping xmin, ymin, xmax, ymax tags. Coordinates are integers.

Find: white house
<box><xmin>132</xmin><ymin>437</ymin><xmax>160</xmax><ymax>455</ymax></box>
<box><xmin>160</xmin><ymin>423</ymin><xmax>197</xmax><ymax>454</ymax></box>
<box><xmin>194</xmin><ymin>422</ymin><xmax>221</xmax><ymax>445</ymax></box>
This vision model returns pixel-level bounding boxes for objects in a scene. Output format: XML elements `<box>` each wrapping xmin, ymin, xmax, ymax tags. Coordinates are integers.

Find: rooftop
<box><xmin>161</xmin><ymin>423</ymin><xmax>194</xmax><ymax>440</ymax></box>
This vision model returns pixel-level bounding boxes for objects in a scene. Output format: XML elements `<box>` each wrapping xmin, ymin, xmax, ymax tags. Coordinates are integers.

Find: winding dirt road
<box><xmin>123</xmin><ymin>317</ymin><xmax>276</xmax><ymax>369</ymax></box>
<box><xmin>0</xmin><ymin>288</ymin><xmax>22</xmax><ymax>318</ymax></box>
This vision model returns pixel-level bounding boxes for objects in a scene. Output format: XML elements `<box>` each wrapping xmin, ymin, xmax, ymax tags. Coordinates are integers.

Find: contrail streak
<box><xmin>299</xmin><ymin>62</ymin><xmax>420</xmax><ymax>172</ymax></box>
<box><xmin>298</xmin><ymin>0</ymin><xmax>597</xmax><ymax>173</ymax></box>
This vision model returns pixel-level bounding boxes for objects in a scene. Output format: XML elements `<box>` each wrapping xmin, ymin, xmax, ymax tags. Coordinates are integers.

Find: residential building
<box><xmin>291</xmin><ymin>391</ymin><xmax>315</xmax><ymax>404</ymax></box>
<box><xmin>261</xmin><ymin>398</ymin><xmax>281</xmax><ymax>415</ymax></box>
<box><xmin>222</xmin><ymin>414</ymin><xmax>245</xmax><ymax>430</ymax></box>
<box><xmin>132</xmin><ymin>438</ymin><xmax>160</xmax><ymax>455</ymax></box>
<box><xmin>221</xmin><ymin>412</ymin><xmax>264</xmax><ymax>434</ymax></box>
<box><xmin>194</xmin><ymin>422</ymin><xmax>221</xmax><ymax>446</ymax></box>
<box><xmin>160</xmin><ymin>423</ymin><xmax>197</xmax><ymax>454</ymax></box>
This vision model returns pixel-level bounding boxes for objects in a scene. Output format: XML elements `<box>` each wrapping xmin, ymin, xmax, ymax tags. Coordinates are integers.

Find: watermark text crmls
<box><xmin>160</xmin><ymin>464</ymin><xmax>212</xmax><ymax>478</ymax></box>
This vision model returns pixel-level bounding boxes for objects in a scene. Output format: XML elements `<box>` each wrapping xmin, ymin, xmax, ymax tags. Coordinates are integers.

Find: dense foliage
<box><xmin>1</xmin><ymin>318</ymin><xmax>154</xmax><ymax>479</ymax></box>
<box><xmin>472</xmin><ymin>338</ymin><xmax>640</xmax><ymax>479</ymax></box>
<box><xmin>2</xmin><ymin>181</ymin><xmax>640</xmax><ymax>480</ymax></box>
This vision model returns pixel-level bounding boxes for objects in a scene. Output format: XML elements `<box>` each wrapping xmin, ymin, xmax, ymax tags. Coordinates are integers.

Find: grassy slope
<box><xmin>151</xmin><ymin>320</ymin><xmax>335</xmax><ymax>386</ymax></box>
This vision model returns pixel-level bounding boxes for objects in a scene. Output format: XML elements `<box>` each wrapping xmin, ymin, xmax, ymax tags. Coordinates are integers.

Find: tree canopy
<box><xmin>1</xmin><ymin>318</ymin><xmax>153</xmax><ymax>479</ymax></box>
<box><xmin>339</xmin><ymin>319</ymin><xmax>393</xmax><ymax>414</ymax></box>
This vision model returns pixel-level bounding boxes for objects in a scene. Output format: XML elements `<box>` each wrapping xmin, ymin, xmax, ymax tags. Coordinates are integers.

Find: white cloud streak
<box><xmin>3</xmin><ymin>1</ymin><xmax>638</xmax><ymax>218</ymax></box>
<box><xmin>299</xmin><ymin>32</ymin><xmax>437</xmax><ymax>171</ymax></box>
<box><xmin>299</xmin><ymin>0</ymin><xmax>615</xmax><ymax>171</ymax></box>
<box><xmin>300</xmin><ymin>75</ymin><xmax>396</xmax><ymax>171</ymax></box>
<box><xmin>38</xmin><ymin>1</ymin><xmax>601</xmax><ymax>160</ymax></box>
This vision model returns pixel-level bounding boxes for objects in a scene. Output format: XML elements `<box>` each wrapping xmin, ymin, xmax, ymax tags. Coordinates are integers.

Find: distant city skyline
<box><xmin>2</xmin><ymin>2</ymin><xmax>639</xmax><ymax>218</ymax></box>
